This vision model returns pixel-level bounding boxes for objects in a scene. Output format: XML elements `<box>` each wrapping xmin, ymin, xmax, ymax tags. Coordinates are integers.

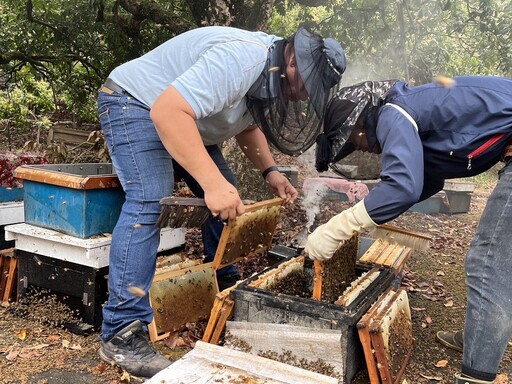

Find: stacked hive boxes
<box><xmin>5</xmin><ymin>163</ymin><xmax>185</xmax><ymax>328</ymax></box>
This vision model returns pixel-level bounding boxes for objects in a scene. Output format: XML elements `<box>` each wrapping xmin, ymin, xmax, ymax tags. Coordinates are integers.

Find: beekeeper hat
<box><xmin>294</xmin><ymin>27</ymin><xmax>347</xmax><ymax>118</ymax></box>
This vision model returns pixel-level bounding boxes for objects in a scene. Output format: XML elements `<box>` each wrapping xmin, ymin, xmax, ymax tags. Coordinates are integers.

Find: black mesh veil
<box><xmin>246</xmin><ymin>28</ymin><xmax>346</xmax><ymax>156</ymax></box>
<box><xmin>315</xmin><ymin>80</ymin><xmax>399</xmax><ymax>171</ymax></box>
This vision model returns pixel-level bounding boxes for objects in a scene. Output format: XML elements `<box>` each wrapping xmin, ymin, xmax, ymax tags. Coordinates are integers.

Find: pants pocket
<box><xmin>98</xmin><ymin>105</ymin><xmax>116</xmax><ymax>154</ymax></box>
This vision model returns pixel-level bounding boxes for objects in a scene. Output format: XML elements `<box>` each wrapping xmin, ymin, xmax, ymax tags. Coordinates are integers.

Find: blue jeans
<box><xmin>98</xmin><ymin>91</ymin><xmax>238</xmax><ymax>340</ymax></box>
<box><xmin>462</xmin><ymin>159</ymin><xmax>512</xmax><ymax>381</ymax></box>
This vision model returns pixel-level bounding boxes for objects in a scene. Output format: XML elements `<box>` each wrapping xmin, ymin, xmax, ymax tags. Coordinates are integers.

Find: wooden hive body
<box><xmin>357</xmin><ymin>288</ymin><xmax>414</xmax><ymax>384</ymax></box>
<box><xmin>155</xmin><ymin>198</ymin><xmax>286</xmax><ymax>343</ymax></box>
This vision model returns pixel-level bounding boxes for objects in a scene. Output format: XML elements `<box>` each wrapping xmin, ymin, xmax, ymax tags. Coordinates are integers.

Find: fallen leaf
<box><xmin>120</xmin><ymin>370</ymin><xmax>131</xmax><ymax>382</ymax></box>
<box><xmin>437</xmin><ymin>270</ymin><xmax>445</xmax><ymax>276</ymax></box>
<box><xmin>24</xmin><ymin>343</ymin><xmax>49</xmax><ymax>350</ymax></box>
<box><xmin>16</xmin><ymin>329</ymin><xmax>27</xmax><ymax>341</ymax></box>
<box><xmin>444</xmin><ymin>300</ymin><xmax>454</xmax><ymax>307</ymax></box>
<box><xmin>435</xmin><ymin>359</ymin><xmax>448</xmax><ymax>367</ymax></box>
<box><xmin>62</xmin><ymin>339</ymin><xmax>82</xmax><ymax>350</ymax></box>
<box><xmin>426</xmin><ymin>316</ymin><xmax>433</xmax><ymax>324</ymax></box>
<box><xmin>19</xmin><ymin>350</ymin><xmax>44</xmax><ymax>359</ymax></box>
<box><xmin>495</xmin><ymin>373</ymin><xmax>509</xmax><ymax>384</ymax></box>
<box><xmin>47</xmin><ymin>334</ymin><xmax>61</xmax><ymax>342</ymax></box>
<box><xmin>5</xmin><ymin>349</ymin><xmax>19</xmax><ymax>361</ymax></box>
<box><xmin>420</xmin><ymin>373</ymin><xmax>442</xmax><ymax>380</ymax></box>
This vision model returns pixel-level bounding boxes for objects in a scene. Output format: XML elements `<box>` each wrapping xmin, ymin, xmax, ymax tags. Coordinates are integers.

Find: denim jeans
<box><xmin>462</xmin><ymin>159</ymin><xmax>512</xmax><ymax>380</ymax></box>
<box><xmin>98</xmin><ymin>91</ymin><xmax>238</xmax><ymax>340</ymax></box>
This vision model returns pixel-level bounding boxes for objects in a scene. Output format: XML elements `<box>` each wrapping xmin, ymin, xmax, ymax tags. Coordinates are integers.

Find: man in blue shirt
<box><xmin>306</xmin><ymin>77</ymin><xmax>512</xmax><ymax>384</ymax></box>
<box><xmin>98</xmin><ymin>25</ymin><xmax>346</xmax><ymax>378</ymax></box>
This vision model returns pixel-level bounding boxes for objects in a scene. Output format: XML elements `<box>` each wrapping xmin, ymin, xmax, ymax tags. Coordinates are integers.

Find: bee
<box><xmin>128</xmin><ymin>285</ymin><xmax>146</xmax><ymax>297</ymax></box>
<box><xmin>434</xmin><ymin>75</ymin><xmax>456</xmax><ymax>88</ymax></box>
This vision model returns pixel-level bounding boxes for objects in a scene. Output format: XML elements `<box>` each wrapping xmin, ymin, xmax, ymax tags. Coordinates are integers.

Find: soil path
<box><xmin>1</xmin><ymin>175</ymin><xmax>511</xmax><ymax>383</ymax></box>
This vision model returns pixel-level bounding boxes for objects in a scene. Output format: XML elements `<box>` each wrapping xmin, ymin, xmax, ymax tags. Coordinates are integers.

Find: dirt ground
<box><xmin>1</xmin><ymin>141</ymin><xmax>512</xmax><ymax>383</ymax></box>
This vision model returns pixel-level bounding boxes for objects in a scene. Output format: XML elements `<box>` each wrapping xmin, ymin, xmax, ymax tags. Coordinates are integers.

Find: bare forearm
<box><xmin>236</xmin><ymin>125</ymin><xmax>276</xmax><ymax>172</ymax></box>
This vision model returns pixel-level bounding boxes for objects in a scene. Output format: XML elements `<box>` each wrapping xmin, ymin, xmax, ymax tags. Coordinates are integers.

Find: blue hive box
<box><xmin>14</xmin><ymin>163</ymin><xmax>124</xmax><ymax>238</ymax></box>
<box><xmin>0</xmin><ymin>186</ymin><xmax>24</xmax><ymax>203</ymax></box>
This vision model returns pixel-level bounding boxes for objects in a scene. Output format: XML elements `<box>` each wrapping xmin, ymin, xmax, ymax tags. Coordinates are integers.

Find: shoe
<box><xmin>217</xmin><ymin>274</ymin><xmax>241</xmax><ymax>291</ymax></box>
<box><xmin>454</xmin><ymin>373</ymin><xmax>494</xmax><ymax>383</ymax></box>
<box><xmin>436</xmin><ymin>330</ymin><xmax>463</xmax><ymax>352</ymax></box>
<box><xmin>99</xmin><ymin>320</ymin><xmax>171</xmax><ymax>378</ymax></box>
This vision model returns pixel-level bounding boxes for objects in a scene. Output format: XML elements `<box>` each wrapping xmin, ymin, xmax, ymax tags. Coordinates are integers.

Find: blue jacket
<box><xmin>365</xmin><ymin>76</ymin><xmax>512</xmax><ymax>223</ymax></box>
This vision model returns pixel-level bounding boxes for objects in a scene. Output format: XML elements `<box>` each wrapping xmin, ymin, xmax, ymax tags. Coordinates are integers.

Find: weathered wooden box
<box><xmin>14</xmin><ymin>163</ymin><xmax>124</xmax><ymax>238</ymax></box>
<box><xmin>16</xmin><ymin>249</ymin><xmax>109</xmax><ymax>329</ymax></box>
<box><xmin>232</xmin><ymin>257</ymin><xmax>394</xmax><ymax>383</ymax></box>
<box><xmin>6</xmin><ymin>223</ymin><xmax>185</xmax><ymax>328</ymax></box>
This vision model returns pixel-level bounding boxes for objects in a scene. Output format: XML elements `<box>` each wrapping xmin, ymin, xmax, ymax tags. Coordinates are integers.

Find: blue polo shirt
<box><xmin>108</xmin><ymin>26</ymin><xmax>280</xmax><ymax>145</ymax></box>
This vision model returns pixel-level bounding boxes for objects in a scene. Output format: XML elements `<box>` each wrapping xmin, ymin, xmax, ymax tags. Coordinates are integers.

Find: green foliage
<box><xmin>268</xmin><ymin>1</ymin><xmax>331</xmax><ymax>37</ymax></box>
<box><xmin>0</xmin><ymin>68</ymin><xmax>54</xmax><ymax>131</ymax></box>
<box><xmin>314</xmin><ymin>0</ymin><xmax>512</xmax><ymax>84</ymax></box>
<box><xmin>1</xmin><ymin>0</ymin><xmax>511</xmax><ymax>146</ymax></box>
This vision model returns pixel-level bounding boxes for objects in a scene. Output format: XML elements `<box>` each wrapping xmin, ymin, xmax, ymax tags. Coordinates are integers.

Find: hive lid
<box><xmin>14</xmin><ymin>163</ymin><xmax>120</xmax><ymax>190</ymax></box>
<box><xmin>146</xmin><ymin>340</ymin><xmax>338</xmax><ymax>384</ymax></box>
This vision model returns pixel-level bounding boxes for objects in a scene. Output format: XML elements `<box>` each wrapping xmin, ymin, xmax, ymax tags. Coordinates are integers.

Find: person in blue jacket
<box><xmin>306</xmin><ymin>77</ymin><xmax>512</xmax><ymax>384</ymax></box>
<box><xmin>97</xmin><ymin>25</ymin><xmax>346</xmax><ymax>378</ymax></box>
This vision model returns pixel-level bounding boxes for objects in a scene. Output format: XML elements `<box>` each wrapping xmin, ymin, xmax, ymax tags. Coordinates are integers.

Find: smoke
<box><xmin>301</xmin><ymin>179</ymin><xmax>329</xmax><ymax>229</ymax></box>
<box><xmin>341</xmin><ymin>55</ymin><xmax>403</xmax><ymax>85</ymax></box>
<box><xmin>292</xmin><ymin>57</ymin><xmax>389</xmax><ymax>229</ymax></box>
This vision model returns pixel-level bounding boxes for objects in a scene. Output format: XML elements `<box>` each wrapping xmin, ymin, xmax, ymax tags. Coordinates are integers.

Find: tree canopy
<box><xmin>0</xmin><ymin>0</ymin><xmax>511</xmax><ymax>132</ymax></box>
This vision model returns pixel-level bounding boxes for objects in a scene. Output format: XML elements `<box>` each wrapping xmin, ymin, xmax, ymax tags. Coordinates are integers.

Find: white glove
<box><xmin>304</xmin><ymin>200</ymin><xmax>376</xmax><ymax>261</ymax></box>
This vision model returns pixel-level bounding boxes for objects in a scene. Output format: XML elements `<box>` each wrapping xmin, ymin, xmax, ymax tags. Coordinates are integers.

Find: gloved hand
<box><xmin>305</xmin><ymin>200</ymin><xmax>376</xmax><ymax>261</ymax></box>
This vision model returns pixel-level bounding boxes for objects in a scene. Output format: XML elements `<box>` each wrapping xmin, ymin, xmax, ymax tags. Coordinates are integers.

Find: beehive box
<box><xmin>16</xmin><ymin>250</ymin><xmax>108</xmax><ymax>329</ymax></box>
<box><xmin>6</xmin><ymin>223</ymin><xmax>185</xmax><ymax>329</ymax></box>
<box><xmin>232</xmin><ymin>256</ymin><xmax>394</xmax><ymax>383</ymax></box>
<box><xmin>14</xmin><ymin>163</ymin><xmax>124</xmax><ymax>238</ymax></box>
<box><xmin>408</xmin><ymin>192</ymin><xmax>445</xmax><ymax>214</ymax></box>
<box><xmin>0</xmin><ymin>187</ymin><xmax>24</xmax><ymax>203</ymax></box>
<box><xmin>1</xmin><ymin>201</ymin><xmax>24</xmax><ymax>249</ymax></box>
<box><xmin>440</xmin><ymin>180</ymin><xmax>475</xmax><ymax>214</ymax></box>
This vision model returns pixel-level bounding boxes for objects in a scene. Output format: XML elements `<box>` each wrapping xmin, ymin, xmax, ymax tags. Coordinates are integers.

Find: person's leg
<box><xmin>461</xmin><ymin>160</ymin><xmax>512</xmax><ymax>382</ymax></box>
<box><xmin>173</xmin><ymin>145</ymin><xmax>240</xmax><ymax>283</ymax></box>
<box><xmin>97</xmin><ymin>92</ymin><xmax>172</xmax><ymax>376</ymax></box>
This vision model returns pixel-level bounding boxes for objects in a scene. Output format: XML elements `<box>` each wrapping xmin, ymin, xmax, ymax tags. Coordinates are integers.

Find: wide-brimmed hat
<box><xmin>294</xmin><ymin>27</ymin><xmax>347</xmax><ymax>118</ymax></box>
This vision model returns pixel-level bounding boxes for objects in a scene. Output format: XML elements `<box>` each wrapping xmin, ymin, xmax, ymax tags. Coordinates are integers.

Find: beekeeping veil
<box><xmin>315</xmin><ymin>80</ymin><xmax>399</xmax><ymax>171</ymax></box>
<box><xmin>246</xmin><ymin>27</ymin><xmax>347</xmax><ymax>155</ymax></box>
